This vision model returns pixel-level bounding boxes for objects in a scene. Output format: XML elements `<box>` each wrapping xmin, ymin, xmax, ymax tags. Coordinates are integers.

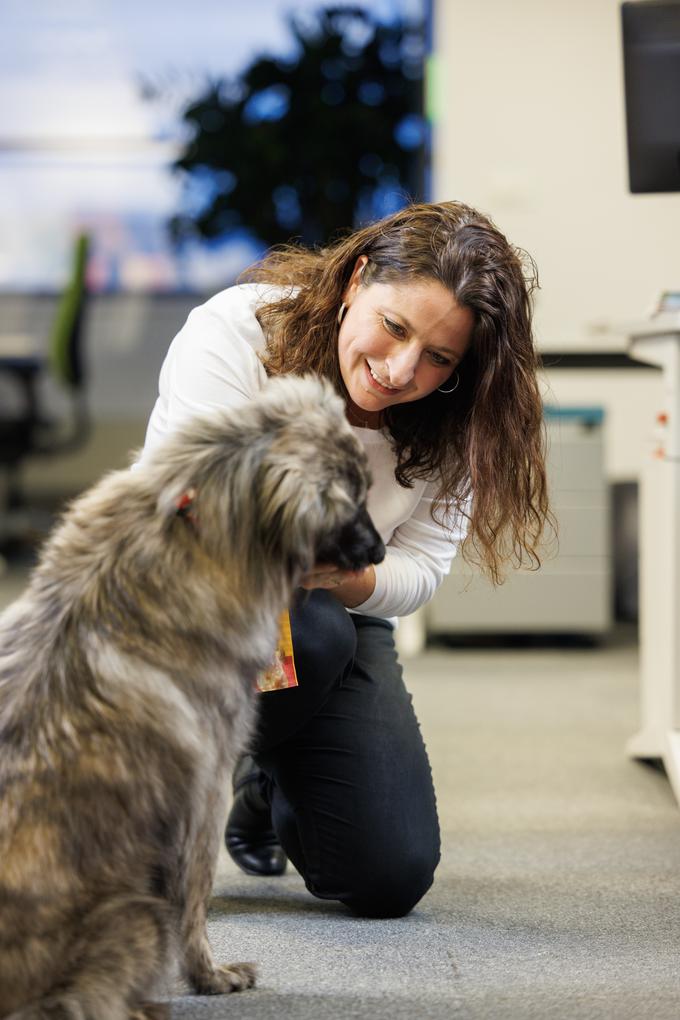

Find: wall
<box><xmin>433</xmin><ymin>0</ymin><xmax>680</xmax><ymax>347</ymax></box>
<box><xmin>432</xmin><ymin>0</ymin><xmax>678</xmax><ymax>479</ymax></box>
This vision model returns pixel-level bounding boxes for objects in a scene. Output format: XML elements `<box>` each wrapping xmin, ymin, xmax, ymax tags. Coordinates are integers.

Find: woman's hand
<box><xmin>299</xmin><ymin>564</ymin><xmax>376</xmax><ymax>608</ymax></box>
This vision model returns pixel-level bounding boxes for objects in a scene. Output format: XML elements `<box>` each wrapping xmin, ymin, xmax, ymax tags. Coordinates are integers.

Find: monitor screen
<box><xmin>621</xmin><ymin>0</ymin><xmax>680</xmax><ymax>193</ymax></box>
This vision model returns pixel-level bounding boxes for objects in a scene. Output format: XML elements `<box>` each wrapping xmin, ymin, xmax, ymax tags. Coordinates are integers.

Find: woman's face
<box><xmin>338</xmin><ymin>258</ymin><xmax>474</xmax><ymax>421</ymax></box>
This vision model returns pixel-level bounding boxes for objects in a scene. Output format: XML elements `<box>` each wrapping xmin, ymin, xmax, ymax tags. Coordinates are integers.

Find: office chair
<box><xmin>0</xmin><ymin>233</ymin><xmax>91</xmax><ymax>515</ymax></box>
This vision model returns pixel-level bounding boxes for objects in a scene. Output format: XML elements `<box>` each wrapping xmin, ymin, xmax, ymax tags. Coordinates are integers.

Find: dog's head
<box><xmin>152</xmin><ymin>375</ymin><xmax>385</xmax><ymax>586</ymax></box>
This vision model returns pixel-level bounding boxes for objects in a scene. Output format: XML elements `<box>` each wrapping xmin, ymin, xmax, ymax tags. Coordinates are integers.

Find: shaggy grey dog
<box><xmin>0</xmin><ymin>375</ymin><xmax>385</xmax><ymax>1020</ymax></box>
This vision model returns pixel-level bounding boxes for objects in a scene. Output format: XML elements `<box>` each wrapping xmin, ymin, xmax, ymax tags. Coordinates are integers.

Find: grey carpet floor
<box><xmin>1</xmin><ymin>566</ymin><xmax>677</xmax><ymax>1017</ymax></box>
<box><xmin>164</xmin><ymin>636</ymin><xmax>680</xmax><ymax>1020</ymax></box>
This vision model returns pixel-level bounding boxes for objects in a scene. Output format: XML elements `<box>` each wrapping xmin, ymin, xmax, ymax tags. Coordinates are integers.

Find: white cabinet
<box><xmin>426</xmin><ymin>409</ymin><xmax>612</xmax><ymax>636</ymax></box>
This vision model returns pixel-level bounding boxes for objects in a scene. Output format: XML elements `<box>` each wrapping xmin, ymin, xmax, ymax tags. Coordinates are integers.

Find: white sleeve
<box><xmin>138</xmin><ymin>294</ymin><xmax>267</xmax><ymax>463</ymax></box>
<box><xmin>354</xmin><ymin>483</ymin><xmax>469</xmax><ymax>619</ymax></box>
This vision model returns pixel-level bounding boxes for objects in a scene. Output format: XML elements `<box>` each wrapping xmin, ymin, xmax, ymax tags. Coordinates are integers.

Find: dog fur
<box><xmin>0</xmin><ymin>375</ymin><xmax>385</xmax><ymax>1019</ymax></box>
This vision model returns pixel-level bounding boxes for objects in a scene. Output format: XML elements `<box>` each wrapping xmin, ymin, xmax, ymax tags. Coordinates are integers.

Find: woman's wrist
<box><xmin>332</xmin><ymin>565</ymin><xmax>376</xmax><ymax>608</ymax></box>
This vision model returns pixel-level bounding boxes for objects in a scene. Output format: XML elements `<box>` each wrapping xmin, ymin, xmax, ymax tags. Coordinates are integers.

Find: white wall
<box><xmin>432</xmin><ymin>0</ymin><xmax>679</xmax><ymax>480</ymax></box>
<box><xmin>432</xmin><ymin>0</ymin><xmax>680</xmax><ymax>350</ymax></box>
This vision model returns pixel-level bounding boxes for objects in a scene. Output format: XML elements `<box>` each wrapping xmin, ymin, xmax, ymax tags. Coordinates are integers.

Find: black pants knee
<box><xmin>252</xmin><ymin>590</ymin><xmax>441</xmax><ymax>919</ymax></box>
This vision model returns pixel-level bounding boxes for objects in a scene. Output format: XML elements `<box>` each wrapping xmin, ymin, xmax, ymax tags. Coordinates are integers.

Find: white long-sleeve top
<box><xmin>138</xmin><ymin>284</ymin><xmax>466</xmax><ymax>621</ymax></box>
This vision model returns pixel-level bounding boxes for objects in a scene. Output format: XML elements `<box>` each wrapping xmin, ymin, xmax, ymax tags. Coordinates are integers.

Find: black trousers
<box><xmin>251</xmin><ymin>590</ymin><xmax>441</xmax><ymax>919</ymax></box>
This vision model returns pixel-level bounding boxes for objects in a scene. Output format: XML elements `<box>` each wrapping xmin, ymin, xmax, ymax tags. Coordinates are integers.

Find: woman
<box><xmin>138</xmin><ymin>201</ymin><xmax>549</xmax><ymax>918</ymax></box>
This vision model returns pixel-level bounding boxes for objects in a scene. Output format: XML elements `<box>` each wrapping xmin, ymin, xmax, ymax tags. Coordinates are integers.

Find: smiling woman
<box><xmin>138</xmin><ymin>199</ymin><xmax>551</xmax><ymax>920</ymax></box>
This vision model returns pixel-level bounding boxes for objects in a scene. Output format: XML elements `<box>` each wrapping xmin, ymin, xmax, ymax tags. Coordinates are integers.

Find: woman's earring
<box><xmin>437</xmin><ymin>372</ymin><xmax>460</xmax><ymax>394</ymax></box>
<box><xmin>337</xmin><ymin>302</ymin><xmax>347</xmax><ymax>326</ymax></box>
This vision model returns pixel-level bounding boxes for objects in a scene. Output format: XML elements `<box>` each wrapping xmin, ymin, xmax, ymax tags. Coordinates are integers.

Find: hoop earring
<box><xmin>337</xmin><ymin>302</ymin><xmax>347</xmax><ymax>326</ymax></box>
<box><xmin>437</xmin><ymin>372</ymin><xmax>460</xmax><ymax>394</ymax></box>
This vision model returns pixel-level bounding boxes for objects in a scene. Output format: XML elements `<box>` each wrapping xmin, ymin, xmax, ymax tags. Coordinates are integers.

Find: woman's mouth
<box><xmin>364</xmin><ymin>361</ymin><xmax>401</xmax><ymax>395</ymax></box>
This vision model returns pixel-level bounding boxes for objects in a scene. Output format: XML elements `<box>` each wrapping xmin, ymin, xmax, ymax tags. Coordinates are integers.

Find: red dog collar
<box><xmin>175</xmin><ymin>488</ymin><xmax>198</xmax><ymax>525</ymax></box>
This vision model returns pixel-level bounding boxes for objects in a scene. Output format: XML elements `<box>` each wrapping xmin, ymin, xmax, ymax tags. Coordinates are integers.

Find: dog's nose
<box><xmin>315</xmin><ymin>505</ymin><xmax>385</xmax><ymax>572</ymax></box>
<box><xmin>364</xmin><ymin>524</ymin><xmax>385</xmax><ymax>566</ymax></box>
<box><xmin>370</xmin><ymin>532</ymin><xmax>386</xmax><ymax>565</ymax></box>
<box><xmin>355</xmin><ymin>505</ymin><xmax>385</xmax><ymax>565</ymax></box>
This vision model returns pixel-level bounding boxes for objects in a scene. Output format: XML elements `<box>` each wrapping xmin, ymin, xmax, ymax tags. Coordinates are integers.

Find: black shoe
<box><xmin>225</xmin><ymin>755</ymin><xmax>287</xmax><ymax>877</ymax></box>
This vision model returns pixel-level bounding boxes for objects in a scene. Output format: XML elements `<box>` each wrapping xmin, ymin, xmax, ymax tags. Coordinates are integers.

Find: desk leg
<box><xmin>628</xmin><ymin>456</ymin><xmax>680</xmax><ymax>806</ymax></box>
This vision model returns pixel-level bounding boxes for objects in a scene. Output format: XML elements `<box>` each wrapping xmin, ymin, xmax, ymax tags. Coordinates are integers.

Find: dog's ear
<box><xmin>149</xmin><ymin>409</ymin><xmax>263</xmax><ymax>524</ymax></box>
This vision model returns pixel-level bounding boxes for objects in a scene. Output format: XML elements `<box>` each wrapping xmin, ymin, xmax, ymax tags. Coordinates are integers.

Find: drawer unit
<box><xmin>427</xmin><ymin>408</ymin><xmax>612</xmax><ymax>636</ymax></box>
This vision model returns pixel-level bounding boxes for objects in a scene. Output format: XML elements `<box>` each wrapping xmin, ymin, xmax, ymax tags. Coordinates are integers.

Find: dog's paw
<box><xmin>192</xmin><ymin>961</ymin><xmax>257</xmax><ymax>995</ymax></box>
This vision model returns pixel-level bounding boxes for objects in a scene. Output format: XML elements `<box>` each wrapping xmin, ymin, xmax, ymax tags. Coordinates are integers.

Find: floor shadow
<box><xmin>428</xmin><ymin>620</ymin><xmax>638</xmax><ymax>651</ymax></box>
<box><xmin>209</xmin><ymin>892</ymin><xmax>348</xmax><ymax>918</ymax></box>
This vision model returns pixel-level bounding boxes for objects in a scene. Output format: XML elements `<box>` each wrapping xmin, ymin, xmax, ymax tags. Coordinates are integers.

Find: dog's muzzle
<box><xmin>315</xmin><ymin>505</ymin><xmax>386</xmax><ymax>573</ymax></box>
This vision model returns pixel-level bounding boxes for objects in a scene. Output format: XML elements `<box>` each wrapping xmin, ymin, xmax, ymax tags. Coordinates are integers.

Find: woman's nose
<box><xmin>385</xmin><ymin>344</ymin><xmax>419</xmax><ymax>387</ymax></box>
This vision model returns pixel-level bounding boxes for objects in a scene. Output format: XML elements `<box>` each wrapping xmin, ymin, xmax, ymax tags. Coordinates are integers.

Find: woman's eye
<box><xmin>430</xmin><ymin>351</ymin><xmax>451</xmax><ymax>367</ymax></box>
<box><xmin>383</xmin><ymin>317</ymin><xmax>405</xmax><ymax>338</ymax></box>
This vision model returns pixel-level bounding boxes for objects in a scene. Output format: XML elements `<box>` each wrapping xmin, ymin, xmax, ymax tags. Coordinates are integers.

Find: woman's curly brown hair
<box><xmin>243</xmin><ymin>200</ymin><xmax>552</xmax><ymax>584</ymax></box>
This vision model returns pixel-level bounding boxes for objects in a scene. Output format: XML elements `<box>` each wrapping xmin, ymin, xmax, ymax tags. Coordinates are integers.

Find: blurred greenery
<box><xmin>167</xmin><ymin>5</ymin><xmax>426</xmax><ymax>249</ymax></box>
